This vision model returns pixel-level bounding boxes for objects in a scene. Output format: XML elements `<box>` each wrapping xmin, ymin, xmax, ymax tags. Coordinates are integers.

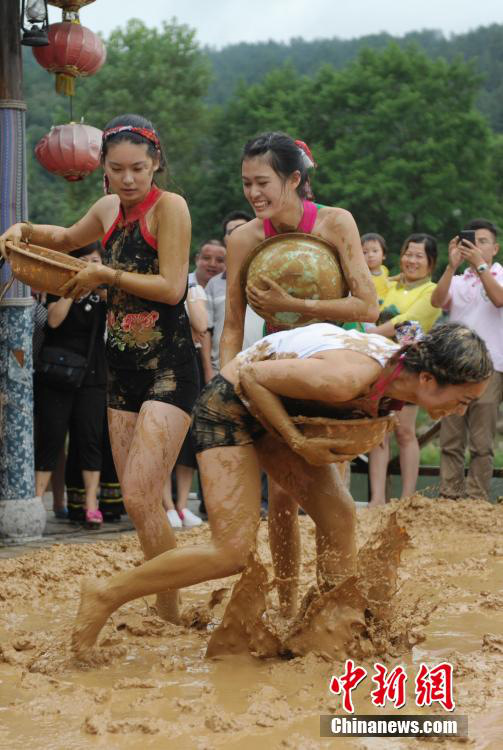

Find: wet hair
<box><xmin>400</xmin><ymin>233</ymin><xmax>437</xmax><ymax>272</ymax></box>
<box><xmin>242</xmin><ymin>131</ymin><xmax>313</xmax><ymax>199</ymax></box>
<box><xmin>72</xmin><ymin>241</ymin><xmax>102</xmax><ymax>259</ymax></box>
<box><xmin>398</xmin><ymin>322</ymin><xmax>493</xmax><ymax>386</ymax></box>
<box><xmin>101</xmin><ymin>114</ymin><xmax>166</xmax><ymax>174</ymax></box>
<box><xmin>222</xmin><ymin>210</ymin><xmax>253</xmax><ymax>236</ymax></box>
<box><xmin>464</xmin><ymin>218</ymin><xmax>498</xmax><ymax>240</ymax></box>
<box><xmin>361</xmin><ymin>232</ymin><xmax>388</xmax><ymax>256</ymax></box>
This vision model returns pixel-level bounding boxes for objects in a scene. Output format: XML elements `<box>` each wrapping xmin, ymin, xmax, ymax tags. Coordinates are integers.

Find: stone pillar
<box><xmin>0</xmin><ymin>1</ymin><xmax>46</xmax><ymax>543</ymax></box>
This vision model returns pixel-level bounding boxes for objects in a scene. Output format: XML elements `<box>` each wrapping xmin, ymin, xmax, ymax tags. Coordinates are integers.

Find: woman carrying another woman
<box><xmin>72</xmin><ymin>321</ymin><xmax>492</xmax><ymax>653</ymax></box>
<box><xmin>219</xmin><ymin>131</ymin><xmax>379</xmax><ymax>616</ymax></box>
<box><xmin>366</xmin><ymin>233</ymin><xmax>441</xmax><ymax>507</ymax></box>
<box><xmin>0</xmin><ymin>114</ymin><xmax>198</xmax><ymax>623</ymax></box>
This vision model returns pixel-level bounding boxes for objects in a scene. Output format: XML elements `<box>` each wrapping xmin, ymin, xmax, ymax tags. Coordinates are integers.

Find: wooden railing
<box><xmin>351</xmin><ymin>420</ymin><xmax>503</xmax><ymax>499</ymax></box>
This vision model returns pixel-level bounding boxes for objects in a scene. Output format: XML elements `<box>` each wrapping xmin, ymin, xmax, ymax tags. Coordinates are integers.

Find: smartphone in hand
<box><xmin>458</xmin><ymin>230</ymin><xmax>476</xmax><ymax>246</ymax></box>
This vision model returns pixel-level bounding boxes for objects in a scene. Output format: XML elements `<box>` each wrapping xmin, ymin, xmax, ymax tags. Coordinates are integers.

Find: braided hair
<box><xmin>398</xmin><ymin>322</ymin><xmax>493</xmax><ymax>385</ymax></box>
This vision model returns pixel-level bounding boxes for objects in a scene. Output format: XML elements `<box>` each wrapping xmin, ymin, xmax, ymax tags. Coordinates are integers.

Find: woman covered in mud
<box><xmin>0</xmin><ymin>114</ymin><xmax>198</xmax><ymax>624</ymax></box>
<box><xmin>220</xmin><ymin>131</ymin><xmax>380</xmax><ymax>617</ymax></box>
<box><xmin>72</xmin><ymin>321</ymin><xmax>492</xmax><ymax>653</ymax></box>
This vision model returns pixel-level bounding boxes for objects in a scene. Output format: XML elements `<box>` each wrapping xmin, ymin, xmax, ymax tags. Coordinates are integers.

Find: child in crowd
<box><xmin>361</xmin><ymin>232</ymin><xmax>390</xmax><ymax>306</ymax></box>
<box><xmin>344</xmin><ymin>232</ymin><xmax>389</xmax><ymax>332</ymax></box>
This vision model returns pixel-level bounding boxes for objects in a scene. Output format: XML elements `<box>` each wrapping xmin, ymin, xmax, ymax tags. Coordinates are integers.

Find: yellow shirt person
<box><xmin>361</xmin><ymin>233</ymin><xmax>390</xmax><ymax>307</ymax></box>
<box><xmin>380</xmin><ymin>276</ymin><xmax>441</xmax><ymax>332</ymax></box>
<box><xmin>371</xmin><ymin>264</ymin><xmax>390</xmax><ymax>306</ymax></box>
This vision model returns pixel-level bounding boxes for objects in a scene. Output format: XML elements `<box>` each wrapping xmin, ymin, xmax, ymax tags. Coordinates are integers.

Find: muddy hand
<box><xmin>246</xmin><ymin>275</ymin><xmax>292</xmax><ymax>314</ymax></box>
<box><xmin>0</xmin><ymin>223</ymin><xmax>24</xmax><ymax>261</ymax></box>
<box><xmin>296</xmin><ymin>436</ymin><xmax>354</xmax><ymax>466</ymax></box>
<box><xmin>59</xmin><ymin>263</ymin><xmax>107</xmax><ymax>300</ymax></box>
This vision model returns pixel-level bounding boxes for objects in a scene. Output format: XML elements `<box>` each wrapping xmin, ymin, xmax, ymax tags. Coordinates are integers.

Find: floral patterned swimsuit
<box><xmin>102</xmin><ymin>185</ymin><xmax>198</xmax><ymax>414</ymax></box>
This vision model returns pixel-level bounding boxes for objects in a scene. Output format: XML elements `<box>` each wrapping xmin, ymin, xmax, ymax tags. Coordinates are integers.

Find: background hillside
<box><xmin>23</xmin><ymin>22</ymin><xmax>503</xmax><ymax>269</ymax></box>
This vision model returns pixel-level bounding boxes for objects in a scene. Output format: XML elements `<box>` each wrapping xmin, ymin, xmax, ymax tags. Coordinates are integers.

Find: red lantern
<box><xmin>33</xmin><ymin>22</ymin><xmax>106</xmax><ymax>96</ymax></box>
<box><xmin>35</xmin><ymin>123</ymin><xmax>103</xmax><ymax>181</ymax></box>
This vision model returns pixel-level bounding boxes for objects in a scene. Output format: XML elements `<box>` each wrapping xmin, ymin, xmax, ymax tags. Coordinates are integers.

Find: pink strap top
<box><xmin>365</xmin><ymin>355</ymin><xmax>406</xmax><ymax>414</ymax></box>
<box><xmin>263</xmin><ymin>199</ymin><xmax>318</xmax><ymax>238</ymax></box>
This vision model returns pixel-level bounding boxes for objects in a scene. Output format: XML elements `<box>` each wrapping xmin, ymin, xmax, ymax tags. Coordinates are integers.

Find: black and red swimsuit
<box><xmin>102</xmin><ymin>185</ymin><xmax>198</xmax><ymax>414</ymax></box>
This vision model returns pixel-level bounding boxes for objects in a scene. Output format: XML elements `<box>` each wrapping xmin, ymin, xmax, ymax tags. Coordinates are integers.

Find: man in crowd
<box><xmin>205</xmin><ymin>210</ymin><xmax>263</xmax><ymax>374</ymax></box>
<box><xmin>431</xmin><ymin>218</ymin><xmax>503</xmax><ymax>501</ymax></box>
<box><xmin>188</xmin><ymin>238</ymin><xmax>226</xmax><ymax>383</ymax></box>
<box><xmin>189</xmin><ymin>238</ymin><xmax>226</xmax><ymax>288</ymax></box>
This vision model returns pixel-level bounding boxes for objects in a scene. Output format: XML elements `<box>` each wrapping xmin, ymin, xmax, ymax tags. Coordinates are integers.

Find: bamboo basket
<box><xmin>292</xmin><ymin>414</ymin><xmax>397</xmax><ymax>457</ymax></box>
<box><xmin>4</xmin><ymin>240</ymin><xmax>87</xmax><ymax>295</ymax></box>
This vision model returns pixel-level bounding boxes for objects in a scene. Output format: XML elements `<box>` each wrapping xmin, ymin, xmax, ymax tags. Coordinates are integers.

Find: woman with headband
<box><xmin>219</xmin><ymin>131</ymin><xmax>379</xmax><ymax>617</ymax></box>
<box><xmin>0</xmin><ymin>113</ymin><xmax>198</xmax><ymax>624</ymax></box>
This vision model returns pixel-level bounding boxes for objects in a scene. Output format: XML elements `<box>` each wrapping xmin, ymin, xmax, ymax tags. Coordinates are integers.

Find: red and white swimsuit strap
<box><xmin>102</xmin><ymin>184</ymin><xmax>163</xmax><ymax>250</ymax></box>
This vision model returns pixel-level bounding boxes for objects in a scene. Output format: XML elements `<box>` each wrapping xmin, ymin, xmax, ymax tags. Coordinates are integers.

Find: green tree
<box><xmin>205</xmin><ymin>25</ymin><xmax>503</xmax><ymax>134</ymax></box>
<box><xmin>200</xmin><ymin>44</ymin><xmax>498</xmax><ymax>272</ymax></box>
<box><xmin>194</xmin><ymin>64</ymin><xmax>307</xmax><ymax>237</ymax></box>
<box><xmin>300</xmin><ymin>44</ymin><xmax>498</xmax><ymax>269</ymax></box>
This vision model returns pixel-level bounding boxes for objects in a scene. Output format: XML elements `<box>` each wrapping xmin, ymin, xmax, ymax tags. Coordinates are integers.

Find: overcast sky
<box><xmin>47</xmin><ymin>0</ymin><xmax>503</xmax><ymax>49</ymax></box>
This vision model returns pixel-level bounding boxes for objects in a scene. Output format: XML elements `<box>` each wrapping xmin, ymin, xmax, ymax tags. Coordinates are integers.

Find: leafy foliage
<box><xmin>205</xmin><ymin>25</ymin><xmax>503</xmax><ymax>134</ymax></box>
<box><xmin>23</xmin><ymin>20</ymin><xmax>503</xmax><ymax>267</ymax></box>
<box><xmin>200</xmin><ymin>45</ymin><xmax>500</xmax><ymax>270</ymax></box>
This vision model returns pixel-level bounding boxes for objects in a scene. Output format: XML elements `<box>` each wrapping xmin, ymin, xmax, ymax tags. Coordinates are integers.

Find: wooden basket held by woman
<box><xmin>292</xmin><ymin>414</ymin><xmax>397</xmax><ymax>459</ymax></box>
<box><xmin>241</xmin><ymin>232</ymin><xmax>348</xmax><ymax>328</ymax></box>
<box><xmin>3</xmin><ymin>241</ymin><xmax>86</xmax><ymax>297</ymax></box>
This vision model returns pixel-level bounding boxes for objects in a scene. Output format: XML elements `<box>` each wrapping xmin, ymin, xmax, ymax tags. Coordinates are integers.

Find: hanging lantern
<box><xmin>34</xmin><ymin>123</ymin><xmax>103</xmax><ymax>181</ymax></box>
<box><xmin>32</xmin><ymin>21</ymin><xmax>106</xmax><ymax>96</ymax></box>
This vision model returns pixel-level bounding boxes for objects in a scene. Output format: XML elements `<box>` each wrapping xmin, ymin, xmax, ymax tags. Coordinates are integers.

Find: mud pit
<box><xmin>0</xmin><ymin>495</ymin><xmax>502</xmax><ymax>750</ymax></box>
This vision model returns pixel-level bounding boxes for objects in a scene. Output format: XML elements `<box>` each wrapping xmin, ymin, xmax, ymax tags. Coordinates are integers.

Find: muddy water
<box><xmin>0</xmin><ymin>495</ymin><xmax>502</xmax><ymax>750</ymax></box>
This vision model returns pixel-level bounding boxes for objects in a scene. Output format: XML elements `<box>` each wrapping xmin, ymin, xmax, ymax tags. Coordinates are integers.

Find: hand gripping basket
<box><xmin>292</xmin><ymin>413</ymin><xmax>397</xmax><ymax>459</ymax></box>
<box><xmin>2</xmin><ymin>240</ymin><xmax>86</xmax><ymax>298</ymax></box>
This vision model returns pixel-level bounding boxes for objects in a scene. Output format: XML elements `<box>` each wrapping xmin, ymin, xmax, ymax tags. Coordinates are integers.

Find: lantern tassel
<box><xmin>55</xmin><ymin>73</ymin><xmax>75</xmax><ymax>97</ymax></box>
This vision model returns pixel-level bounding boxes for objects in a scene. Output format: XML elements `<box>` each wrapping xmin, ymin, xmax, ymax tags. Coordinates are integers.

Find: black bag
<box><xmin>36</xmin><ymin>346</ymin><xmax>89</xmax><ymax>390</ymax></box>
<box><xmin>36</xmin><ymin>301</ymin><xmax>100</xmax><ymax>391</ymax></box>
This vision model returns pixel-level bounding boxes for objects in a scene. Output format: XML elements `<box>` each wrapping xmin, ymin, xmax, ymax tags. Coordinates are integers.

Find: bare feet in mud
<box><xmin>155</xmin><ymin>591</ymin><xmax>180</xmax><ymax>624</ymax></box>
<box><xmin>72</xmin><ymin>579</ymin><xmax>113</xmax><ymax>655</ymax></box>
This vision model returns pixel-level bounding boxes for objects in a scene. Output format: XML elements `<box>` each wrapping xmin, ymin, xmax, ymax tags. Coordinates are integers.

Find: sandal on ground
<box><xmin>85</xmin><ymin>509</ymin><xmax>103</xmax><ymax>529</ymax></box>
<box><xmin>54</xmin><ymin>508</ymin><xmax>69</xmax><ymax>520</ymax></box>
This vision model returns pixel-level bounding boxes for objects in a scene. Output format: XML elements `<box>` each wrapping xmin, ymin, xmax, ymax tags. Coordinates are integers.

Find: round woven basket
<box><xmin>5</xmin><ymin>241</ymin><xmax>87</xmax><ymax>294</ymax></box>
<box><xmin>292</xmin><ymin>414</ymin><xmax>396</xmax><ymax>457</ymax></box>
<box><xmin>241</xmin><ymin>232</ymin><xmax>348</xmax><ymax>328</ymax></box>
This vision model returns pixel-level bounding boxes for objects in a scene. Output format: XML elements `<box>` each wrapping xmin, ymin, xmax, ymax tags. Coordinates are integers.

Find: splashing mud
<box><xmin>0</xmin><ymin>495</ymin><xmax>502</xmax><ymax>749</ymax></box>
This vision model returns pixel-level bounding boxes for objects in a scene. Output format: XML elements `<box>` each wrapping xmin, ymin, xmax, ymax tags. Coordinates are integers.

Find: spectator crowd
<box><xmin>32</xmin><ymin>214</ymin><xmax>502</xmax><ymax>527</ymax></box>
